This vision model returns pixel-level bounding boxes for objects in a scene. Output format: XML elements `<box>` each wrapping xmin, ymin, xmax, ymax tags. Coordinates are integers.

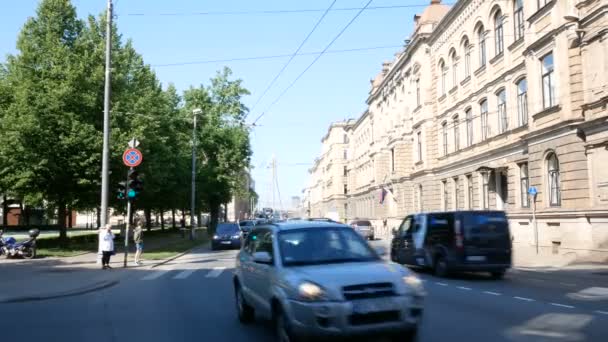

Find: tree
<box><xmin>0</xmin><ymin>0</ymin><xmax>102</xmax><ymax>243</ymax></box>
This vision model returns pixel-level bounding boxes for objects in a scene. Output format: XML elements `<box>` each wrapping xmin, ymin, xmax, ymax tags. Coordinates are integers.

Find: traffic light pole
<box><xmin>123</xmin><ymin>167</ymin><xmax>133</xmax><ymax>268</ymax></box>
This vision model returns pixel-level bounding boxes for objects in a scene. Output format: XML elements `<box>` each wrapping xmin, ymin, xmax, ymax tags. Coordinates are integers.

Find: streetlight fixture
<box><xmin>191</xmin><ymin>108</ymin><xmax>202</xmax><ymax>240</ymax></box>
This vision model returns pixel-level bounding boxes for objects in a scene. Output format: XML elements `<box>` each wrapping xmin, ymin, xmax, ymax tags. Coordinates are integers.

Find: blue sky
<box><xmin>0</xmin><ymin>0</ymin><xmax>428</xmax><ymax>209</ymax></box>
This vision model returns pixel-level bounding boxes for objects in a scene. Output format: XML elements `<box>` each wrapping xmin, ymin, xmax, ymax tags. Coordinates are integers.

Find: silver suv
<box><xmin>233</xmin><ymin>221</ymin><xmax>425</xmax><ymax>342</ymax></box>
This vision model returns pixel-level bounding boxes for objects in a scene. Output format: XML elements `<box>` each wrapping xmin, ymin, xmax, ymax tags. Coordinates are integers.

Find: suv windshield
<box><xmin>278</xmin><ymin>227</ymin><xmax>379</xmax><ymax>266</ymax></box>
<box><xmin>354</xmin><ymin>220</ymin><xmax>372</xmax><ymax>226</ymax></box>
<box><xmin>217</xmin><ymin>224</ymin><xmax>239</xmax><ymax>234</ymax></box>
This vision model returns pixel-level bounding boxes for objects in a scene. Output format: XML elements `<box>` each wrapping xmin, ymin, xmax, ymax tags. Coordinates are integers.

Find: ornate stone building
<box><xmin>305</xmin><ymin>0</ymin><xmax>608</xmax><ymax>262</ymax></box>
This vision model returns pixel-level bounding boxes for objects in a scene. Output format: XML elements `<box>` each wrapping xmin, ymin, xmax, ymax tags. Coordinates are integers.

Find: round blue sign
<box><xmin>528</xmin><ymin>186</ymin><xmax>538</xmax><ymax>196</ymax></box>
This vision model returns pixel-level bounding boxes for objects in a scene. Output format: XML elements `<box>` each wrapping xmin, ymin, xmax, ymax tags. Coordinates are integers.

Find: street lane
<box><xmin>0</xmin><ymin>243</ymin><xmax>606</xmax><ymax>341</ymax></box>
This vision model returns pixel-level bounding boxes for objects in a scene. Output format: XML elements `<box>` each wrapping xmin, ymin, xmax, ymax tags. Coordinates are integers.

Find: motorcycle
<box><xmin>1</xmin><ymin>229</ymin><xmax>39</xmax><ymax>259</ymax></box>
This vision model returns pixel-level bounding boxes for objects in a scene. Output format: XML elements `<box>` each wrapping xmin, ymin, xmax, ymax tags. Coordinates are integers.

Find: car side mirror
<box><xmin>375</xmin><ymin>246</ymin><xmax>388</xmax><ymax>256</ymax></box>
<box><xmin>253</xmin><ymin>251</ymin><xmax>273</xmax><ymax>264</ymax></box>
<box><xmin>392</xmin><ymin>227</ymin><xmax>398</xmax><ymax>236</ymax></box>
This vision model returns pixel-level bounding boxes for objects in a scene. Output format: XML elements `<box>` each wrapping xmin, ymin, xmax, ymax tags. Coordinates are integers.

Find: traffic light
<box><xmin>117</xmin><ymin>181</ymin><xmax>127</xmax><ymax>200</ymax></box>
<box><xmin>127</xmin><ymin>168</ymin><xmax>144</xmax><ymax>200</ymax></box>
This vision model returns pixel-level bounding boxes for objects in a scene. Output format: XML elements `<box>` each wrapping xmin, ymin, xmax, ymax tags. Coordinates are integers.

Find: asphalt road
<box><xmin>0</xmin><ymin>239</ymin><xmax>606</xmax><ymax>342</ymax></box>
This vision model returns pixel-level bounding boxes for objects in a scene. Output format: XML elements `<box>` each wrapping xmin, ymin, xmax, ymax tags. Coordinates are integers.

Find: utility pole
<box><xmin>191</xmin><ymin>109</ymin><xmax>202</xmax><ymax>240</ymax></box>
<box><xmin>98</xmin><ymin>0</ymin><xmax>112</xmax><ymax>264</ymax></box>
<box><xmin>271</xmin><ymin>154</ymin><xmax>276</xmax><ymax>211</ymax></box>
<box><xmin>124</xmin><ymin>168</ymin><xmax>132</xmax><ymax>268</ymax></box>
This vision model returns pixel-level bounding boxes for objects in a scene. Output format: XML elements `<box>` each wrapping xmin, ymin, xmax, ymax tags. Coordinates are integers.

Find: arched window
<box><xmin>477</xmin><ymin>25</ymin><xmax>487</xmax><ymax>67</ymax></box>
<box><xmin>480</xmin><ymin>99</ymin><xmax>489</xmax><ymax>140</ymax></box>
<box><xmin>442</xmin><ymin>121</ymin><xmax>448</xmax><ymax>155</ymax></box>
<box><xmin>496</xmin><ymin>89</ymin><xmax>507</xmax><ymax>133</ymax></box>
<box><xmin>516</xmin><ymin>78</ymin><xmax>528</xmax><ymax>126</ymax></box>
<box><xmin>514</xmin><ymin>0</ymin><xmax>524</xmax><ymax>41</ymax></box>
<box><xmin>547</xmin><ymin>153</ymin><xmax>561</xmax><ymax>206</ymax></box>
<box><xmin>465</xmin><ymin>108</ymin><xmax>473</xmax><ymax>146</ymax></box>
<box><xmin>453</xmin><ymin>115</ymin><xmax>460</xmax><ymax>150</ymax></box>
<box><xmin>462</xmin><ymin>37</ymin><xmax>471</xmax><ymax>78</ymax></box>
<box><xmin>494</xmin><ymin>10</ymin><xmax>504</xmax><ymax>55</ymax></box>
<box><xmin>439</xmin><ymin>60</ymin><xmax>447</xmax><ymax>96</ymax></box>
<box><xmin>449</xmin><ymin>49</ymin><xmax>457</xmax><ymax>88</ymax></box>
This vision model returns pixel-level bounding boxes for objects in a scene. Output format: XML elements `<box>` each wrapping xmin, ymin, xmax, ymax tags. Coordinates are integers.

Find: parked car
<box><xmin>233</xmin><ymin>221</ymin><xmax>424</xmax><ymax>341</ymax></box>
<box><xmin>349</xmin><ymin>219</ymin><xmax>375</xmax><ymax>240</ymax></box>
<box><xmin>211</xmin><ymin>223</ymin><xmax>242</xmax><ymax>250</ymax></box>
<box><xmin>390</xmin><ymin>211</ymin><xmax>512</xmax><ymax>279</ymax></box>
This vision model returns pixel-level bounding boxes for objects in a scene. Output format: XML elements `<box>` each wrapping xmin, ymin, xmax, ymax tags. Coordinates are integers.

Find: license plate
<box><xmin>467</xmin><ymin>256</ymin><xmax>487</xmax><ymax>262</ymax></box>
<box><xmin>352</xmin><ymin>298</ymin><xmax>395</xmax><ymax>314</ymax></box>
<box><xmin>221</xmin><ymin>241</ymin><xmax>232</xmax><ymax>245</ymax></box>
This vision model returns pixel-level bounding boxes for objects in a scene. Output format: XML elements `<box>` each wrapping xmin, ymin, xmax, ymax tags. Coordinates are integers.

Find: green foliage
<box><xmin>0</xmin><ymin>0</ymin><xmax>252</xmax><ymax>236</ymax></box>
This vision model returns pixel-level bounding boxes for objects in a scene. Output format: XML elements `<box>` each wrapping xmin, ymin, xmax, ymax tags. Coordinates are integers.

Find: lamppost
<box><xmin>191</xmin><ymin>108</ymin><xmax>202</xmax><ymax>240</ymax></box>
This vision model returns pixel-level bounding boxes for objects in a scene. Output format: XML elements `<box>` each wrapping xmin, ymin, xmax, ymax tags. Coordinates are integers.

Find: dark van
<box><xmin>390</xmin><ymin>211</ymin><xmax>511</xmax><ymax>279</ymax></box>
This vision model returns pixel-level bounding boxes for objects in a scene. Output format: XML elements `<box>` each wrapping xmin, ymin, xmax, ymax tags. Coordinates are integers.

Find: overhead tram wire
<box><xmin>251</xmin><ymin>0</ymin><xmax>376</xmax><ymax>126</ymax></box>
<box><xmin>247</xmin><ymin>0</ymin><xmax>338</xmax><ymax>117</ymax></box>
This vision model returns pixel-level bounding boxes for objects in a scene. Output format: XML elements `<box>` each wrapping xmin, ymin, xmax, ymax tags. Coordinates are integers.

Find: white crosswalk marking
<box><xmin>141</xmin><ymin>270</ymin><xmax>169</xmax><ymax>280</ymax></box>
<box><xmin>205</xmin><ymin>267</ymin><xmax>226</xmax><ymax>278</ymax></box>
<box><xmin>173</xmin><ymin>270</ymin><xmax>196</xmax><ymax>280</ymax></box>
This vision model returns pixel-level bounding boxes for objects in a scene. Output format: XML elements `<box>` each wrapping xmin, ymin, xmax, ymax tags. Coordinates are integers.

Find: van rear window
<box><xmin>462</xmin><ymin>213</ymin><xmax>508</xmax><ymax>235</ymax></box>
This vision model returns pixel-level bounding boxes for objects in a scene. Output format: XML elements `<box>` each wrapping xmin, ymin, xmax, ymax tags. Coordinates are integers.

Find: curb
<box><xmin>0</xmin><ymin>279</ymin><xmax>119</xmax><ymax>304</ymax></box>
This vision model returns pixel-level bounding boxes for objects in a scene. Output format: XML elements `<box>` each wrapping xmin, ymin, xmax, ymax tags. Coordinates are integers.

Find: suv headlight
<box><xmin>402</xmin><ymin>275</ymin><xmax>425</xmax><ymax>294</ymax></box>
<box><xmin>298</xmin><ymin>282</ymin><xmax>327</xmax><ymax>301</ymax></box>
<box><xmin>212</xmin><ymin>235</ymin><xmax>219</xmax><ymax>240</ymax></box>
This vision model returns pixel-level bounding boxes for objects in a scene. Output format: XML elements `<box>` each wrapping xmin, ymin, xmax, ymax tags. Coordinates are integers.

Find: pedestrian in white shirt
<box><xmin>99</xmin><ymin>224</ymin><xmax>115</xmax><ymax>269</ymax></box>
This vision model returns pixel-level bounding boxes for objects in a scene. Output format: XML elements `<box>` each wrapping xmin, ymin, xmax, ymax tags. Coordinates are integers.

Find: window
<box><xmin>343</xmin><ymin>149</ymin><xmax>348</xmax><ymax>160</ymax></box>
<box><xmin>390</xmin><ymin>148</ymin><xmax>395</xmax><ymax>172</ymax></box>
<box><xmin>497</xmin><ymin>89</ymin><xmax>508</xmax><ymax>133</ymax></box>
<box><xmin>517</xmin><ymin>78</ymin><xmax>528</xmax><ymax>126</ymax></box>
<box><xmin>440</xmin><ymin>60</ymin><xmax>447</xmax><ymax>95</ymax></box>
<box><xmin>250</xmin><ymin>229</ymin><xmax>274</xmax><ymax>260</ymax></box>
<box><xmin>482</xmin><ymin>172</ymin><xmax>490</xmax><ymax>209</ymax></box>
<box><xmin>463</xmin><ymin>38</ymin><xmax>471</xmax><ymax>78</ymax></box>
<box><xmin>442</xmin><ymin>122</ymin><xmax>448</xmax><ymax>155</ymax></box>
<box><xmin>467</xmin><ymin>175</ymin><xmax>473</xmax><ymax>209</ymax></box>
<box><xmin>480</xmin><ymin>100</ymin><xmax>489</xmax><ymax>140</ymax></box>
<box><xmin>344</xmin><ymin>184</ymin><xmax>348</xmax><ymax>195</ymax></box>
<box><xmin>442</xmin><ymin>180</ymin><xmax>448</xmax><ymax>210</ymax></box>
<box><xmin>418</xmin><ymin>184</ymin><xmax>423</xmax><ymax>211</ymax></box>
<box><xmin>417</xmin><ymin>131</ymin><xmax>423</xmax><ymax>162</ymax></box>
<box><xmin>415</xmin><ymin>78</ymin><xmax>421</xmax><ymax>107</ymax></box>
<box><xmin>541</xmin><ymin>53</ymin><xmax>556</xmax><ymax>109</ymax></box>
<box><xmin>520</xmin><ymin>163</ymin><xmax>530</xmax><ymax>208</ymax></box>
<box><xmin>547</xmin><ymin>153</ymin><xmax>561</xmax><ymax>206</ymax></box>
<box><xmin>514</xmin><ymin>0</ymin><xmax>524</xmax><ymax>41</ymax></box>
<box><xmin>450</xmin><ymin>50</ymin><xmax>457</xmax><ymax>88</ymax></box>
<box><xmin>343</xmin><ymin>134</ymin><xmax>348</xmax><ymax>144</ymax></box>
<box><xmin>478</xmin><ymin>26</ymin><xmax>487</xmax><ymax>67</ymax></box>
<box><xmin>465</xmin><ymin>108</ymin><xmax>473</xmax><ymax>146</ymax></box>
<box><xmin>343</xmin><ymin>165</ymin><xmax>348</xmax><ymax>177</ymax></box>
<box><xmin>494</xmin><ymin>10</ymin><xmax>504</xmax><ymax>56</ymax></box>
<box><xmin>454</xmin><ymin>177</ymin><xmax>460</xmax><ymax>209</ymax></box>
<box><xmin>453</xmin><ymin>115</ymin><xmax>460</xmax><ymax>150</ymax></box>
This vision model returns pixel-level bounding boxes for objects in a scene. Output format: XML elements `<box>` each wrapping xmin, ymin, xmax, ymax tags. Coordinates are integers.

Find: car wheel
<box><xmin>369</xmin><ymin>235</ymin><xmax>375</xmax><ymax>241</ymax></box>
<box><xmin>490</xmin><ymin>270</ymin><xmax>506</xmax><ymax>280</ymax></box>
<box><xmin>235</xmin><ymin>284</ymin><xmax>254</xmax><ymax>324</ymax></box>
<box><xmin>434</xmin><ymin>256</ymin><xmax>449</xmax><ymax>278</ymax></box>
<box><xmin>275</xmin><ymin>307</ymin><xmax>298</xmax><ymax>342</ymax></box>
<box><xmin>391</xmin><ymin>328</ymin><xmax>418</xmax><ymax>342</ymax></box>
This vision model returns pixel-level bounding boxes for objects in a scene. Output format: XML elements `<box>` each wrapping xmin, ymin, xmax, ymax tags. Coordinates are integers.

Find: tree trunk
<box><xmin>144</xmin><ymin>207</ymin><xmax>152</xmax><ymax>231</ymax></box>
<box><xmin>209</xmin><ymin>204</ymin><xmax>220</xmax><ymax>236</ymax></box>
<box><xmin>224</xmin><ymin>202</ymin><xmax>228</xmax><ymax>222</ymax></box>
<box><xmin>2</xmin><ymin>194</ymin><xmax>7</xmax><ymax>229</ymax></box>
<box><xmin>181</xmin><ymin>208</ymin><xmax>186</xmax><ymax>228</ymax></box>
<box><xmin>18</xmin><ymin>201</ymin><xmax>24</xmax><ymax>226</ymax></box>
<box><xmin>67</xmin><ymin>205</ymin><xmax>73</xmax><ymax>228</ymax></box>
<box><xmin>24</xmin><ymin>205</ymin><xmax>31</xmax><ymax>228</ymax></box>
<box><xmin>160</xmin><ymin>208</ymin><xmax>165</xmax><ymax>231</ymax></box>
<box><xmin>172</xmin><ymin>208</ymin><xmax>176</xmax><ymax>229</ymax></box>
<box><xmin>96</xmin><ymin>206</ymin><xmax>101</xmax><ymax>229</ymax></box>
<box><xmin>57</xmin><ymin>201</ymin><xmax>68</xmax><ymax>246</ymax></box>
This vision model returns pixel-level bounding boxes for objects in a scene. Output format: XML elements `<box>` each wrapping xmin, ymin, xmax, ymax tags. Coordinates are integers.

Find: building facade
<box><xmin>305</xmin><ymin>0</ymin><xmax>608</xmax><ymax>262</ymax></box>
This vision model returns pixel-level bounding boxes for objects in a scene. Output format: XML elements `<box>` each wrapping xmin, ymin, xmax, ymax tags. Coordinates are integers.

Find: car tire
<box><xmin>235</xmin><ymin>284</ymin><xmax>254</xmax><ymax>324</ymax></box>
<box><xmin>275</xmin><ymin>306</ymin><xmax>299</xmax><ymax>342</ymax></box>
<box><xmin>434</xmin><ymin>256</ymin><xmax>449</xmax><ymax>278</ymax></box>
<box><xmin>369</xmin><ymin>235</ymin><xmax>375</xmax><ymax>241</ymax></box>
<box><xmin>391</xmin><ymin>328</ymin><xmax>418</xmax><ymax>342</ymax></box>
<box><xmin>490</xmin><ymin>270</ymin><xmax>506</xmax><ymax>280</ymax></box>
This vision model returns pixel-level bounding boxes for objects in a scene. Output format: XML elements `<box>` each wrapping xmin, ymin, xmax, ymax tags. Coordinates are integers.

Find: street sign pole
<box><xmin>124</xmin><ymin>167</ymin><xmax>133</xmax><ymax>268</ymax></box>
<box><xmin>528</xmin><ymin>186</ymin><xmax>539</xmax><ymax>255</ymax></box>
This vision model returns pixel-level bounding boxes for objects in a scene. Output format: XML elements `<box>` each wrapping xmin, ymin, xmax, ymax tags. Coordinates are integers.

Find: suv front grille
<box><xmin>342</xmin><ymin>282</ymin><xmax>395</xmax><ymax>300</ymax></box>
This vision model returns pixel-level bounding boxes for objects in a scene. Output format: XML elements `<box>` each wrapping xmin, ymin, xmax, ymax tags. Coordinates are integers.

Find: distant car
<box><xmin>233</xmin><ymin>221</ymin><xmax>424</xmax><ymax>341</ymax></box>
<box><xmin>286</xmin><ymin>217</ymin><xmax>301</xmax><ymax>221</ymax></box>
<box><xmin>349</xmin><ymin>219</ymin><xmax>375</xmax><ymax>240</ymax></box>
<box><xmin>391</xmin><ymin>210</ymin><xmax>512</xmax><ymax>279</ymax></box>
<box><xmin>211</xmin><ymin>223</ymin><xmax>242</xmax><ymax>251</ymax></box>
<box><xmin>306</xmin><ymin>218</ymin><xmax>339</xmax><ymax>223</ymax></box>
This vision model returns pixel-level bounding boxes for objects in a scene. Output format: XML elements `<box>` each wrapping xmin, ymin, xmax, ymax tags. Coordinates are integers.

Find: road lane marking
<box><xmin>205</xmin><ymin>267</ymin><xmax>226</xmax><ymax>278</ymax></box>
<box><xmin>595</xmin><ymin>310</ymin><xmax>608</xmax><ymax>315</ymax></box>
<box><xmin>550</xmin><ymin>303</ymin><xmax>574</xmax><ymax>309</ymax></box>
<box><xmin>173</xmin><ymin>270</ymin><xmax>196</xmax><ymax>279</ymax></box>
<box><xmin>484</xmin><ymin>291</ymin><xmax>501</xmax><ymax>296</ymax></box>
<box><xmin>435</xmin><ymin>282</ymin><xmax>448</xmax><ymax>286</ymax></box>
<box><xmin>560</xmin><ymin>282</ymin><xmax>576</xmax><ymax>287</ymax></box>
<box><xmin>457</xmin><ymin>286</ymin><xmax>472</xmax><ymax>291</ymax></box>
<box><xmin>514</xmin><ymin>296</ymin><xmax>535</xmax><ymax>302</ymax></box>
<box><xmin>141</xmin><ymin>270</ymin><xmax>169</xmax><ymax>280</ymax></box>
